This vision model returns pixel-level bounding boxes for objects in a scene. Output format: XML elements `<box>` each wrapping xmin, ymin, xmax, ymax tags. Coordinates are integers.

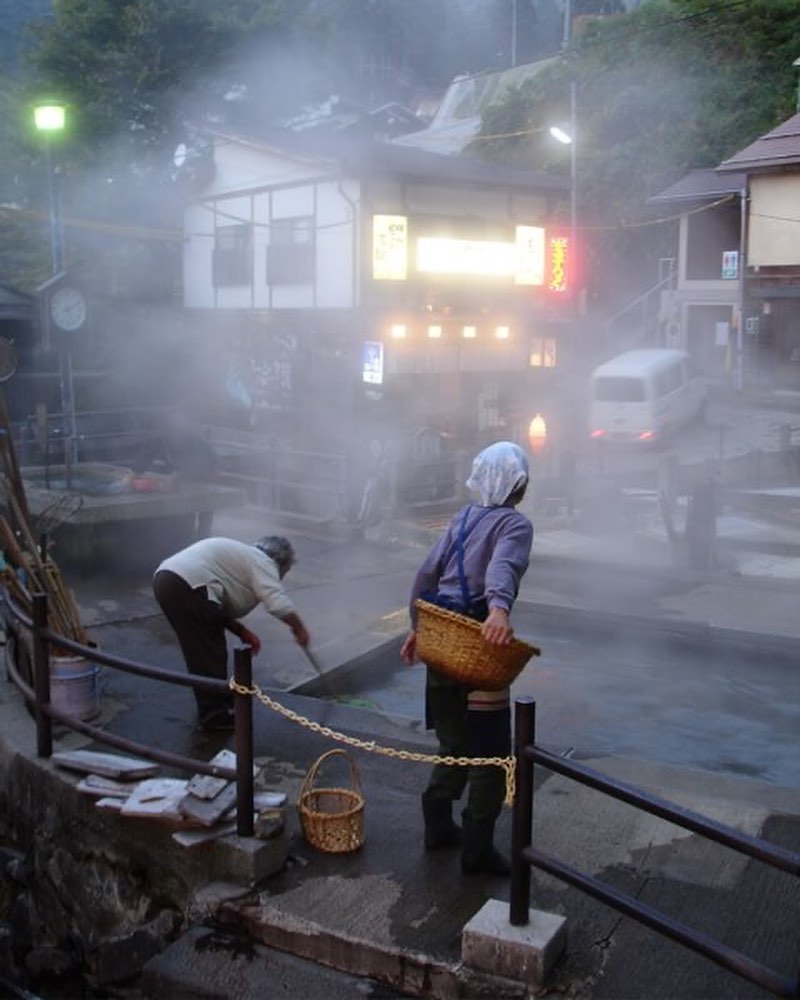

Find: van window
<box><xmin>593</xmin><ymin>376</ymin><xmax>646</xmax><ymax>403</ymax></box>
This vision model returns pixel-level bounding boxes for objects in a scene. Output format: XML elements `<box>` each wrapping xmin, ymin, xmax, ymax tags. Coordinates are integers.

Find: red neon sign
<box><xmin>546</xmin><ymin>234</ymin><xmax>570</xmax><ymax>294</ymax></box>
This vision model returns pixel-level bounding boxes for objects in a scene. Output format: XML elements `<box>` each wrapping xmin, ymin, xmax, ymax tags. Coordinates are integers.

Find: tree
<box><xmin>472</xmin><ymin>0</ymin><xmax>800</xmax><ymax>307</ymax></box>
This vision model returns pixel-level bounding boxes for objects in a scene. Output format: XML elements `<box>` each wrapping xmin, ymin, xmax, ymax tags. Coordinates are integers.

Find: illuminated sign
<box><xmin>514</xmin><ymin>226</ymin><xmax>545</xmax><ymax>286</ymax></box>
<box><xmin>416</xmin><ymin>226</ymin><xmax>545</xmax><ymax>284</ymax></box>
<box><xmin>417</xmin><ymin>237</ymin><xmax>516</xmax><ymax>276</ymax></box>
<box><xmin>362</xmin><ymin>340</ymin><xmax>384</xmax><ymax>384</ymax></box>
<box><xmin>547</xmin><ymin>235</ymin><xmax>570</xmax><ymax>293</ymax></box>
<box><xmin>373</xmin><ymin>215</ymin><xmax>408</xmax><ymax>280</ymax></box>
<box><xmin>373</xmin><ymin>215</ymin><xmax>550</xmax><ymax>285</ymax></box>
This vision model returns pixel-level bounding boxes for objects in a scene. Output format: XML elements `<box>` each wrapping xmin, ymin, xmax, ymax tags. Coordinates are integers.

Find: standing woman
<box><xmin>400</xmin><ymin>441</ymin><xmax>533</xmax><ymax>875</ymax></box>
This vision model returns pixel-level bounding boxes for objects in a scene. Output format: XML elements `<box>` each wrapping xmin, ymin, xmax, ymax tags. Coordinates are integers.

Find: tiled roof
<box><xmin>208</xmin><ymin>125</ymin><xmax>569</xmax><ymax>195</ymax></box>
<box><xmin>718</xmin><ymin>113</ymin><xmax>800</xmax><ymax>172</ymax></box>
<box><xmin>649</xmin><ymin>167</ymin><xmax>746</xmax><ymax>203</ymax></box>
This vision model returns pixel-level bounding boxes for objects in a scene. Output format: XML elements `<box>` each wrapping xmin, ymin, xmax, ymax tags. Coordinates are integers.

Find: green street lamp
<box><xmin>34</xmin><ymin>101</ymin><xmax>79</xmax><ymax>483</ymax></box>
<box><xmin>34</xmin><ymin>102</ymin><xmax>67</xmax><ymax>275</ymax></box>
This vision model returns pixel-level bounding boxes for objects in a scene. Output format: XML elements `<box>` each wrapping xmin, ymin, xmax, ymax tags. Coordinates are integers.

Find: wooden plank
<box><xmin>178</xmin><ymin>783</ymin><xmax>238</xmax><ymax>828</ymax></box>
<box><xmin>254</xmin><ymin>791</ymin><xmax>287</xmax><ymax>809</ymax></box>
<box><xmin>95</xmin><ymin>797</ymin><xmax>124</xmax><ymax>812</ymax></box>
<box><xmin>76</xmin><ymin>775</ymin><xmax>137</xmax><ymax>799</ymax></box>
<box><xmin>185</xmin><ymin>749</ymin><xmax>237</xmax><ymax>800</ymax></box>
<box><xmin>53</xmin><ymin>750</ymin><xmax>160</xmax><ymax>780</ymax></box>
<box><xmin>172</xmin><ymin>822</ymin><xmax>238</xmax><ymax>848</ymax></box>
<box><xmin>120</xmin><ymin>778</ymin><xmax>189</xmax><ymax>821</ymax></box>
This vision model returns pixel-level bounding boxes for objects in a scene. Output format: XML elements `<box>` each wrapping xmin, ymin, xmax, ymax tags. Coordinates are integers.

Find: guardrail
<box><xmin>2</xmin><ymin>588</ymin><xmax>256</xmax><ymax>837</ymax></box>
<box><xmin>510</xmin><ymin>697</ymin><xmax>800</xmax><ymax>999</ymax></box>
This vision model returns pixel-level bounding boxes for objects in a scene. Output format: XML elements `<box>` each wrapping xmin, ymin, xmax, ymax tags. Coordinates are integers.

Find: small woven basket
<box><xmin>414</xmin><ymin>599</ymin><xmax>540</xmax><ymax>691</ymax></box>
<box><xmin>298</xmin><ymin>749</ymin><xmax>365</xmax><ymax>854</ymax></box>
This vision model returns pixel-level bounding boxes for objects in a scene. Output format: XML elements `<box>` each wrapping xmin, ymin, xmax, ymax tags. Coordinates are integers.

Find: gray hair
<box><xmin>254</xmin><ymin>536</ymin><xmax>296</xmax><ymax>576</ymax></box>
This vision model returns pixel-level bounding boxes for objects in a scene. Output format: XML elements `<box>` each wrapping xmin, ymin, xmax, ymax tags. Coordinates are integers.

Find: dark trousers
<box><xmin>152</xmin><ymin>569</ymin><xmax>233</xmax><ymax>718</ymax></box>
<box><xmin>424</xmin><ymin>670</ymin><xmax>510</xmax><ymax>825</ymax></box>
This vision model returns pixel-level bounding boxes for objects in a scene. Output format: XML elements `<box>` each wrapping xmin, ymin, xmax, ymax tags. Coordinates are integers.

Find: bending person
<box><xmin>153</xmin><ymin>535</ymin><xmax>309</xmax><ymax>731</ymax></box>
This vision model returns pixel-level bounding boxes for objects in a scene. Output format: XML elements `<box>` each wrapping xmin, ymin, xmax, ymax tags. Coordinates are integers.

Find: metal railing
<box><xmin>511</xmin><ymin>697</ymin><xmax>800</xmax><ymax>999</ymax></box>
<box><xmin>2</xmin><ymin>588</ymin><xmax>256</xmax><ymax>837</ymax></box>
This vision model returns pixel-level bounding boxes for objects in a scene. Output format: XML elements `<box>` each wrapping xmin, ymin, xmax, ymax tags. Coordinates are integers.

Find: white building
<box><xmin>179</xmin><ymin>127</ymin><xmax>574</xmax><ymax>461</ymax></box>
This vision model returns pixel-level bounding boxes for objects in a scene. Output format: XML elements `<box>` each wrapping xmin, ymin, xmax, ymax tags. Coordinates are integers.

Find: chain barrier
<box><xmin>230</xmin><ymin>679</ymin><xmax>516</xmax><ymax>805</ymax></box>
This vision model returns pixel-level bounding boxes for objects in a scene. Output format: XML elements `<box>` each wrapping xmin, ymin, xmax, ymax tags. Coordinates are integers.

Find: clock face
<box><xmin>50</xmin><ymin>286</ymin><xmax>87</xmax><ymax>332</ymax></box>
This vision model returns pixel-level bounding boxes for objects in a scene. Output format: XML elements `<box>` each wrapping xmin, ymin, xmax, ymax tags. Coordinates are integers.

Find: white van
<box><xmin>588</xmin><ymin>348</ymin><xmax>707</xmax><ymax>444</ymax></box>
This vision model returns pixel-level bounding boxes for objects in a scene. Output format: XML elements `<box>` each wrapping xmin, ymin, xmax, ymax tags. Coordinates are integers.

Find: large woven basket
<box><xmin>414</xmin><ymin>599</ymin><xmax>540</xmax><ymax>691</ymax></box>
<box><xmin>298</xmin><ymin>749</ymin><xmax>365</xmax><ymax>854</ymax></box>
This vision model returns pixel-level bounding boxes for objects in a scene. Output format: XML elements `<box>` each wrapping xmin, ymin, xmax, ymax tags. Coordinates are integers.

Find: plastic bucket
<box><xmin>50</xmin><ymin>656</ymin><xmax>100</xmax><ymax>721</ymax></box>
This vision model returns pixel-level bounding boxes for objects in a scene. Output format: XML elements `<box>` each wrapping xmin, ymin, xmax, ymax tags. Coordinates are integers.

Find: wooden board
<box><xmin>186</xmin><ymin>749</ymin><xmax>237</xmax><ymax>800</ymax></box>
<box><xmin>76</xmin><ymin>775</ymin><xmax>138</xmax><ymax>799</ymax></box>
<box><xmin>53</xmin><ymin>750</ymin><xmax>159</xmax><ymax>780</ymax></box>
<box><xmin>120</xmin><ymin>778</ymin><xmax>189</xmax><ymax>821</ymax></box>
<box><xmin>254</xmin><ymin>791</ymin><xmax>287</xmax><ymax>809</ymax></box>
<box><xmin>172</xmin><ymin>822</ymin><xmax>238</xmax><ymax>848</ymax></box>
<box><xmin>179</xmin><ymin>783</ymin><xmax>238</xmax><ymax>828</ymax></box>
<box><xmin>95</xmin><ymin>797</ymin><xmax>124</xmax><ymax>812</ymax></box>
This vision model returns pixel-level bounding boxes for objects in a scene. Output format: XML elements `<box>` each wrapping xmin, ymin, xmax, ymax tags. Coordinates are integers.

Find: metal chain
<box><xmin>230</xmin><ymin>679</ymin><xmax>516</xmax><ymax>805</ymax></box>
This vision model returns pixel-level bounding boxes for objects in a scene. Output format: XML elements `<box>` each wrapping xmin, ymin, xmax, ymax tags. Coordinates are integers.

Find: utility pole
<box><xmin>511</xmin><ymin>0</ymin><xmax>518</xmax><ymax>68</ymax></box>
<box><xmin>562</xmin><ymin>0</ymin><xmax>572</xmax><ymax>51</ymax></box>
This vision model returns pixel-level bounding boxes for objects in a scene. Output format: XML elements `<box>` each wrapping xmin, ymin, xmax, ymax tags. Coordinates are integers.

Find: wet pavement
<box><xmin>3</xmin><ymin>389</ymin><xmax>800</xmax><ymax>999</ymax></box>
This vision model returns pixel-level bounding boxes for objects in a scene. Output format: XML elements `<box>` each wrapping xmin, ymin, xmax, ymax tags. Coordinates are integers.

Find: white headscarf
<box><xmin>465</xmin><ymin>441</ymin><xmax>529</xmax><ymax>507</ymax></box>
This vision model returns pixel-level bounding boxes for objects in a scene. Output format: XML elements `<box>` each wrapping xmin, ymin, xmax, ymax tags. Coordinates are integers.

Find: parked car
<box><xmin>588</xmin><ymin>348</ymin><xmax>707</xmax><ymax>445</ymax></box>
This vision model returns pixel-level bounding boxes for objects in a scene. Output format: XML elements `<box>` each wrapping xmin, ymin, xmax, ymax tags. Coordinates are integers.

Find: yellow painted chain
<box><xmin>229</xmin><ymin>679</ymin><xmax>516</xmax><ymax>805</ymax></box>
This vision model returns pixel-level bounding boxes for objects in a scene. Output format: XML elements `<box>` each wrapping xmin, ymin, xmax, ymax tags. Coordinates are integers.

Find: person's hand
<box><xmin>281</xmin><ymin>611</ymin><xmax>310</xmax><ymax>648</ymax></box>
<box><xmin>291</xmin><ymin>621</ymin><xmax>310</xmax><ymax>648</ymax></box>
<box><xmin>400</xmin><ymin>630</ymin><xmax>417</xmax><ymax>665</ymax></box>
<box><xmin>239</xmin><ymin>626</ymin><xmax>262</xmax><ymax>655</ymax></box>
<box><xmin>481</xmin><ymin>607</ymin><xmax>513</xmax><ymax>646</ymax></box>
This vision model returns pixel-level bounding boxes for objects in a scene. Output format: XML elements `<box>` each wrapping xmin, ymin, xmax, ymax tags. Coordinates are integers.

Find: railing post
<box><xmin>233</xmin><ymin>645</ymin><xmax>255</xmax><ymax>838</ymax></box>
<box><xmin>510</xmin><ymin>696</ymin><xmax>536</xmax><ymax>926</ymax></box>
<box><xmin>32</xmin><ymin>592</ymin><xmax>52</xmax><ymax>758</ymax></box>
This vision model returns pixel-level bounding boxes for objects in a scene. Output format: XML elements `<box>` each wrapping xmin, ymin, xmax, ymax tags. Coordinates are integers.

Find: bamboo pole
<box><xmin>0</xmin><ymin>390</ymin><xmax>31</xmax><ymax>527</ymax></box>
<box><xmin>0</xmin><ymin>424</ymin><xmax>84</xmax><ymax>642</ymax></box>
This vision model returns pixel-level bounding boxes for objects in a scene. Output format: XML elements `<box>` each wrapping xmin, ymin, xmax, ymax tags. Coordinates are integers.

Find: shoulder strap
<box><xmin>455</xmin><ymin>505</ymin><xmax>495</xmax><ymax>608</ymax></box>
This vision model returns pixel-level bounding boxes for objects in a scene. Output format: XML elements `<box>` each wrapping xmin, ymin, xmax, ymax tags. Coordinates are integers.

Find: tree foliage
<box><xmin>8</xmin><ymin>0</ymin><xmax>800</xmax><ymax>301</ymax></box>
<box><xmin>474</xmin><ymin>0</ymin><xmax>800</xmax><ymax>301</ymax></box>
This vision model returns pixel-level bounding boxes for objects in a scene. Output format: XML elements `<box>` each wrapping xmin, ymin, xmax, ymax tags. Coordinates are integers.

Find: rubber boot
<box><xmin>422</xmin><ymin>797</ymin><xmax>462</xmax><ymax>850</ymax></box>
<box><xmin>460</xmin><ymin>817</ymin><xmax>510</xmax><ymax>876</ymax></box>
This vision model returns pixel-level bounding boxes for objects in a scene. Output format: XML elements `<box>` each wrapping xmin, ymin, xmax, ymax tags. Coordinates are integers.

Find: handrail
<box><xmin>2</xmin><ymin>588</ymin><xmax>255</xmax><ymax>836</ymax></box>
<box><xmin>511</xmin><ymin>697</ymin><xmax>800</xmax><ymax>999</ymax></box>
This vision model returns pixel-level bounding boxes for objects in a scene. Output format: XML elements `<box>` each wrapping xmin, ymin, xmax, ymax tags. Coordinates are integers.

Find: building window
<box><xmin>212</xmin><ymin>223</ymin><xmax>252</xmax><ymax>287</ymax></box>
<box><xmin>267</xmin><ymin>217</ymin><xmax>315</xmax><ymax>285</ymax></box>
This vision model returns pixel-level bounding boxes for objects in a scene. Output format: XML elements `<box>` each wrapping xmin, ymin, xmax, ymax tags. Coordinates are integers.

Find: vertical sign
<box><xmin>721</xmin><ymin>250</ymin><xmax>738</xmax><ymax>280</ymax></box>
<box><xmin>547</xmin><ymin>234</ymin><xmax>570</xmax><ymax>293</ymax></box>
<box><xmin>514</xmin><ymin>225</ymin><xmax>545</xmax><ymax>285</ymax></box>
<box><xmin>362</xmin><ymin>340</ymin><xmax>384</xmax><ymax>385</ymax></box>
<box><xmin>372</xmin><ymin>215</ymin><xmax>408</xmax><ymax>280</ymax></box>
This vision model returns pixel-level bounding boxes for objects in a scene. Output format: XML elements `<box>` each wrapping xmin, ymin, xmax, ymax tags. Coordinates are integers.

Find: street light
<box><xmin>548</xmin><ymin>80</ymin><xmax>577</xmax><ymax>284</ymax></box>
<box><xmin>34</xmin><ymin>102</ymin><xmax>78</xmax><ymax>483</ymax></box>
<box><xmin>33</xmin><ymin>103</ymin><xmax>66</xmax><ymax>275</ymax></box>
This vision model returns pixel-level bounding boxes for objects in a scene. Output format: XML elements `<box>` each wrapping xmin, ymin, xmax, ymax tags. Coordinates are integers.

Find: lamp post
<box><xmin>34</xmin><ymin>102</ymin><xmax>77</xmax><ymax>483</ymax></box>
<box><xmin>549</xmin><ymin>80</ymin><xmax>578</xmax><ymax>294</ymax></box>
<box><xmin>33</xmin><ymin>103</ymin><xmax>66</xmax><ymax>276</ymax></box>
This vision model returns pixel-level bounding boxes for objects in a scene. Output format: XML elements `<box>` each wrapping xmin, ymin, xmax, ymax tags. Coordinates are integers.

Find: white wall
<box><xmin>749</xmin><ymin>174</ymin><xmax>800</xmax><ymax>267</ymax></box>
<box><xmin>183</xmin><ymin>137</ymin><xmax>359</xmax><ymax>310</ymax></box>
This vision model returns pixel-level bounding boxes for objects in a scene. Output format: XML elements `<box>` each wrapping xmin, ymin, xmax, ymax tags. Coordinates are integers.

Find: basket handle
<box><xmin>299</xmin><ymin>749</ymin><xmax>361</xmax><ymax>799</ymax></box>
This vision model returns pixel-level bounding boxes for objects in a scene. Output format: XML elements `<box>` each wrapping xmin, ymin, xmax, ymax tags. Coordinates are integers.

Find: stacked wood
<box><xmin>0</xmin><ymin>390</ymin><xmax>85</xmax><ymax>643</ymax></box>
